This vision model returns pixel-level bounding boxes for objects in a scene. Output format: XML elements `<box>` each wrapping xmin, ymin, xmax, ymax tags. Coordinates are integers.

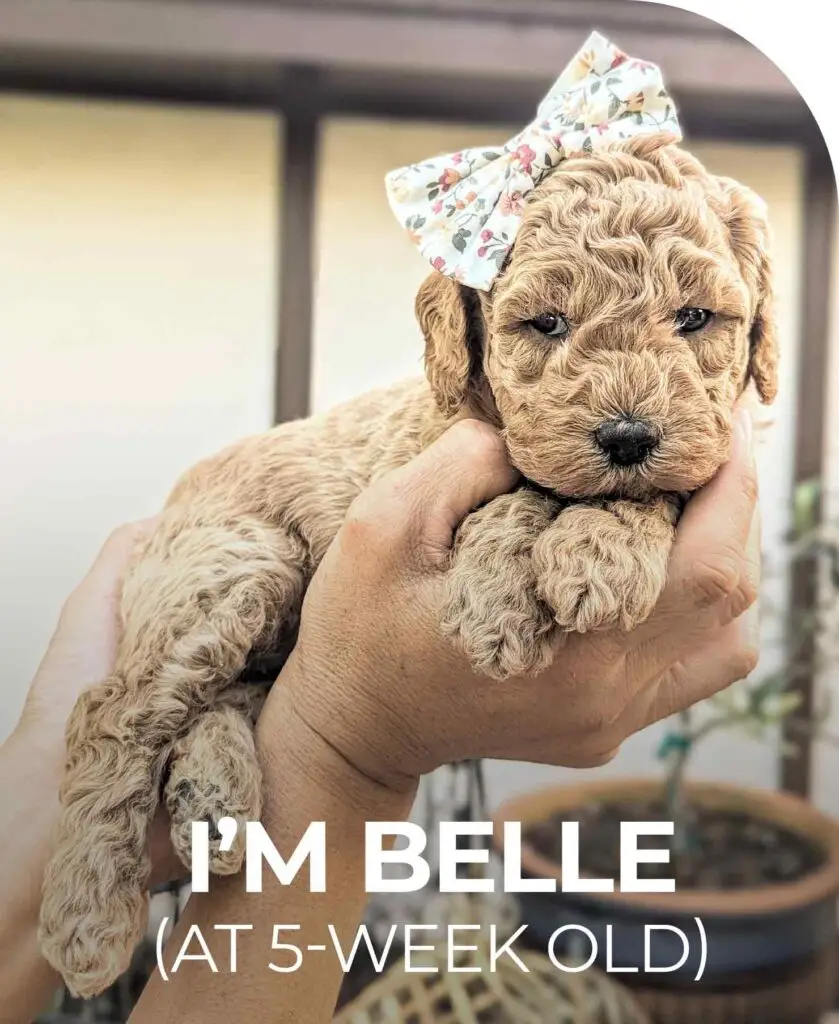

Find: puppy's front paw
<box><xmin>443</xmin><ymin>571</ymin><xmax>559</xmax><ymax>680</ymax></box>
<box><xmin>533</xmin><ymin>501</ymin><xmax>673</xmax><ymax>634</ymax></box>
<box><xmin>442</xmin><ymin>490</ymin><xmax>561</xmax><ymax>680</ymax></box>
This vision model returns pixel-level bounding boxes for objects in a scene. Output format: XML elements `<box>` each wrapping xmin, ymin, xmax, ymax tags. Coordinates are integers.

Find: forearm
<box><xmin>0</xmin><ymin>724</ymin><xmax>62</xmax><ymax>1020</ymax></box>
<box><xmin>131</xmin><ymin>680</ymin><xmax>416</xmax><ymax>1024</ymax></box>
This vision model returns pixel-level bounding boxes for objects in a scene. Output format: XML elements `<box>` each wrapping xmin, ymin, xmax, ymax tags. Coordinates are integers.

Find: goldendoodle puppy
<box><xmin>39</xmin><ymin>133</ymin><xmax>777</xmax><ymax>996</ymax></box>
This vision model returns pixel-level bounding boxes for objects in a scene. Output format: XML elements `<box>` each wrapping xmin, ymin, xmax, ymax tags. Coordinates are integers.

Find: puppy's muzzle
<box><xmin>595</xmin><ymin>417</ymin><xmax>660</xmax><ymax>467</ymax></box>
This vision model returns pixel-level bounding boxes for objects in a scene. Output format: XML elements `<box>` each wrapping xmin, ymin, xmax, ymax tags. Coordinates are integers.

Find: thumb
<box><xmin>393</xmin><ymin>419</ymin><xmax>519</xmax><ymax>555</ymax></box>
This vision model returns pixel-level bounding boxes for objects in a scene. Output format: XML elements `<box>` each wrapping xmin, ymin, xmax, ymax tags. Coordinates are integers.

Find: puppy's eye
<box><xmin>675</xmin><ymin>307</ymin><xmax>714</xmax><ymax>334</ymax></box>
<box><xmin>529</xmin><ymin>313</ymin><xmax>570</xmax><ymax>339</ymax></box>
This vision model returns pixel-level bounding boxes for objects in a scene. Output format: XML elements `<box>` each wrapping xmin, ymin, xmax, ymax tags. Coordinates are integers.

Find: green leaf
<box><xmin>483</xmin><ymin>151</ymin><xmax>501</xmax><ymax>161</ymax></box>
<box><xmin>574</xmin><ymin>121</ymin><xmax>586</xmax><ymax>132</ymax></box>
<box><xmin>608</xmin><ymin>95</ymin><xmax>621</xmax><ymax>118</ymax></box>
<box><xmin>590</xmin><ymin>80</ymin><xmax>601</xmax><ymax>94</ymax></box>
<box><xmin>451</xmin><ymin>229</ymin><xmax>470</xmax><ymax>254</ymax></box>
<box><xmin>427</xmin><ymin>188</ymin><xmax>439</xmax><ymax>200</ymax></box>
<box><xmin>582</xmin><ymin>136</ymin><xmax>593</xmax><ymax>154</ymax></box>
<box><xmin>793</xmin><ymin>477</ymin><xmax>822</xmax><ymax>537</ymax></box>
<box><xmin>413</xmin><ymin>216</ymin><xmax>426</xmax><ymax>228</ymax></box>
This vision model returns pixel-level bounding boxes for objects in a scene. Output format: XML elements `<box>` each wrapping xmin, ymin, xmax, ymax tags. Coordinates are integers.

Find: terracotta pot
<box><xmin>492</xmin><ymin>779</ymin><xmax>839</xmax><ymax>984</ymax></box>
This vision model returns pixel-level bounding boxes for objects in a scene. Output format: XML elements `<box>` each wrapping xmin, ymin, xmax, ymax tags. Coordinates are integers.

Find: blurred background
<box><xmin>0</xmin><ymin>1</ymin><xmax>837</xmax><ymax>1022</ymax></box>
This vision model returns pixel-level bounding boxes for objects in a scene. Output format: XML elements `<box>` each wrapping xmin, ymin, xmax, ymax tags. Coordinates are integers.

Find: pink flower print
<box><xmin>477</xmin><ymin>246</ymin><xmax>488</xmax><ymax>258</ymax></box>
<box><xmin>498</xmin><ymin>190</ymin><xmax>525</xmax><ymax>217</ymax></box>
<box><xmin>465</xmin><ymin>190</ymin><xmax>478</xmax><ymax>204</ymax></box>
<box><xmin>431</xmin><ymin>198</ymin><xmax>444</xmax><ymax>214</ymax></box>
<box><xmin>451</xmin><ymin>152</ymin><xmax>464</xmax><ymax>165</ymax></box>
<box><xmin>610</xmin><ymin>50</ymin><xmax>628</xmax><ymax>70</ymax></box>
<box><xmin>480</xmin><ymin>228</ymin><xmax>493</xmax><ymax>242</ymax></box>
<box><xmin>438</xmin><ymin>167</ymin><xmax>461</xmax><ymax>192</ymax></box>
<box><xmin>431</xmin><ymin>256</ymin><xmax>446</xmax><ymax>271</ymax></box>
<box><xmin>514</xmin><ymin>144</ymin><xmax>536</xmax><ymax>175</ymax></box>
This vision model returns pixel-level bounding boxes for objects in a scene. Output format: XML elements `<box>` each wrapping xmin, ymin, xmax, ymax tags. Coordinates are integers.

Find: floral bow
<box><xmin>384</xmin><ymin>31</ymin><xmax>682</xmax><ymax>291</ymax></box>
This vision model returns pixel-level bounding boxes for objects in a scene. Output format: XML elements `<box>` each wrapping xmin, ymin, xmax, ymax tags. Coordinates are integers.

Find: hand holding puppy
<box><xmin>269</xmin><ymin>407</ymin><xmax>759</xmax><ymax>793</ymax></box>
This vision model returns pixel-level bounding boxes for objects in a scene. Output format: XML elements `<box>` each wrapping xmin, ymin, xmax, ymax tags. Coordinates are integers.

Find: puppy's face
<box><xmin>418</xmin><ymin>135</ymin><xmax>778</xmax><ymax>500</ymax></box>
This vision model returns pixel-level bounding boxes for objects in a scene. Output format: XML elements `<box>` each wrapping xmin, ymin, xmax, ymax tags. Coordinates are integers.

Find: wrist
<box><xmin>256</xmin><ymin>672</ymin><xmax>418</xmax><ymax>830</ymax></box>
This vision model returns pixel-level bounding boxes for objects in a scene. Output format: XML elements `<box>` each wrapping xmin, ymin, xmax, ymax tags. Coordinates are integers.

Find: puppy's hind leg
<box><xmin>39</xmin><ymin>514</ymin><xmax>308</xmax><ymax>999</ymax></box>
<box><xmin>165</xmin><ymin>685</ymin><xmax>266</xmax><ymax>874</ymax></box>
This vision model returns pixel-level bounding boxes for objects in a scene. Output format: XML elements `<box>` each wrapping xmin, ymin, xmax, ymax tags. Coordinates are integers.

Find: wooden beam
<box><xmin>289</xmin><ymin>0</ymin><xmax>730</xmax><ymax>31</ymax></box>
<box><xmin>274</xmin><ymin>108</ymin><xmax>319</xmax><ymax>424</ymax></box>
<box><xmin>0</xmin><ymin>0</ymin><xmax>795</xmax><ymax>100</ymax></box>
<box><xmin>781</xmin><ymin>138</ymin><xmax>837</xmax><ymax>797</ymax></box>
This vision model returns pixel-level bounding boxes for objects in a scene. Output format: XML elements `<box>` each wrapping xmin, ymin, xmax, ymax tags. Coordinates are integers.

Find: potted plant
<box><xmin>493</xmin><ymin>486</ymin><xmax>839</xmax><ymax>1020</ymax></box>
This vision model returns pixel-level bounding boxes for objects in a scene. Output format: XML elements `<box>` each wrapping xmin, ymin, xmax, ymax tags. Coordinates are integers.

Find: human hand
<box><xmin>13</xmin><ymin>519</ymin><xmax>182</xmax><ymax>885</ymax></box>
<box><xmin>269</xmin><ymin>409</ymin><xmax>758</xmax><ymax>793</ymax></box>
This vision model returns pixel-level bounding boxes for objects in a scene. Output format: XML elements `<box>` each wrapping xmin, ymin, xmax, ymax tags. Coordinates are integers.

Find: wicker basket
<box><xmin>335</xmin><ymin>895</ymin><xmax>650</xmax><ymax>1024</ymax></box>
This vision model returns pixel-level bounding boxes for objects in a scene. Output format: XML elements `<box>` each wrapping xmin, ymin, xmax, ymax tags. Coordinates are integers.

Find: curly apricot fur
<box><xmin>39</xmin><ymin>134</ymin><xmax>777</xmax><ymax>996</ymax></box>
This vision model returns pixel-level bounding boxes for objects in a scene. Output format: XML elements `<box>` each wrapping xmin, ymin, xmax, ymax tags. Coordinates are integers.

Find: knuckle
<box><xmin>731</xmin><ymin>576</ymin><xmax>759</xmax><ymax>619</ymax></box>
<box><xmin>342</xmin><ymin>483</ymin><xmax>414</xmax><ymax>562</ymax></box>
<box><xmin>105</xmin><ymin>517</ymin><xmax>158</xmax><ymax>556</ymax></box>
<box><xmin>573</xmin><ymin>746</ymin><xmax>621</xmax><ymax>769</ymax></box>
<box><xmin>728</xmin><ymin>643</ymin><xmax>760</xmax><ymax>683</ymax></box>
<box><xmin>449</xmin><ymin>418</ymin><xmax>507</xmax><ymax>466</ymax></box>
<box><xmin>741</xmin><ymin>462</ymin><xmax>759</xmax><ymax>507</ymax></box>
<box><xmin>345</xmin><ymin>482</ymin><xmax>390</xmax><ymax>527</ymax></box>
<box><xmin>691</xmin><ymin>555</ymin><xmax>742</xmax><ymax>608</ymax></box>
<box><xmin>106</xmin><ymin>522</ymin><xmax>139</xmax><ymax>548</ymax></box>
<box><xmin>578</xmin><ymin>705</ymin><xmax>610</xmax><ymax>737</ymax></box>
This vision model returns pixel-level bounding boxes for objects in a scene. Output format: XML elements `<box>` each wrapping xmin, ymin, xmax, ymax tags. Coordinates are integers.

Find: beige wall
<box><xmin>0</xmin><ymin>96</ymin><xmax>279</xmax><ymax>739</ymax></box>
<box><xmin>0</xmin><ymin>102</ymin><xmax>808</xmax><ymax>808</ymax></box>
<box><xmin>314</xmin><ymin>117</ymin><xmax>805</xmax><ymax>806</ymax></box>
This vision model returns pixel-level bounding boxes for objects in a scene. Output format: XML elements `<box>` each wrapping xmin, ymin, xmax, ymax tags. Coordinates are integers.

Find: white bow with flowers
<box><xmin>384</xmin><ymin>31</ymin><xmax>682</xmax><ymax>292</ymax></box>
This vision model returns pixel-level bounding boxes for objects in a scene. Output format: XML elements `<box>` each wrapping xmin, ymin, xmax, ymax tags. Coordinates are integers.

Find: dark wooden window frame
<box><xmin>1</xmin><ymin>0</ymin><xmax>834</xmax><ymax>797</ymax></box>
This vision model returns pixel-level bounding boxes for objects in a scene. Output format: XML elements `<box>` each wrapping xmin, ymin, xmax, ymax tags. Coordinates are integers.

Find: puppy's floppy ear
<box><xmin>415</xmin><ymin>272</ymin><xmax>484</xmax><ymax>418</ymax></box>
<box><xmin>747</xmin><ymin>252</ymin><xmax>779</xmax><ymax>404</ymax></box>
<box><xmin>715</xmin><ymin>177</ymin><xmax>779</xmax><ymax>404</ymax></box>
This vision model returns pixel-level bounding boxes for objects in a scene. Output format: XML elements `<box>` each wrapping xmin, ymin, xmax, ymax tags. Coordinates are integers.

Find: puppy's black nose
<box><xmin>595</xmin><ymin>418</ymin><xmax>659</xmax><ymax>466</ymax></box>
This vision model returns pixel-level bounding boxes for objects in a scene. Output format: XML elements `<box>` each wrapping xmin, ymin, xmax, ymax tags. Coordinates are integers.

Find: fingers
<box><xmin>638</xmin><ymin>603</ymin><xmax>760</xmax><ymax>730</ymax></box>
<box><xmin>564</xmin><ymin>603</ymin><xmax>761</xmax><ymax>760</ymax></box>
<box><xmin>345</xmin><ymin>419</ymin><xmax>519</xmax><ymax>565</ymax></box>
<box><xmin>24</xmin><ymin>516</ymin><xmax>161</xmax><ymax>732</ymax></box>
<box><xmin>66</xmin><ymin>517</ymin><xmax>160</xmax><ymax>611</ymax></box>
<box><xmin>627</xmin><ymin>407</ymin><xmax>759</xmax><ymax>672</ymax></box>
